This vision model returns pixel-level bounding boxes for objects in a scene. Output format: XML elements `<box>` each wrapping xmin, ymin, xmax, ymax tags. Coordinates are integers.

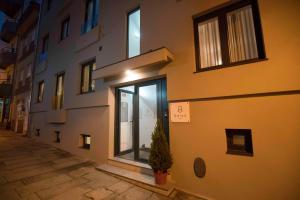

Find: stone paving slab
<box><xmin>0</xmin><ymin>129</ymin><xmax>204</xmax><ymax>200</ymax></box>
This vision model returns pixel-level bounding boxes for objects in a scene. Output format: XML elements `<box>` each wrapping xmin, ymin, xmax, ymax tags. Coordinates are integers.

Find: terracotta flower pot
<box><xmin>154</xmin><ymin>170</ymin><xmax>167</xmax><ymax>185</ymax></box>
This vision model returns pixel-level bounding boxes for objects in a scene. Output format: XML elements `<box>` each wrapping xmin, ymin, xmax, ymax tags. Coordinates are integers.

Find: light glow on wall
<box><xmin>123</xmin><ymin>70</ymin><xmax>141</xmax><ymax>82</ymax></box>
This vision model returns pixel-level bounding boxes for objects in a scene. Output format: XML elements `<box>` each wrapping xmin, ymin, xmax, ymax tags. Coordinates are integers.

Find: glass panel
<box><xmin>81</xmin><ymin>65</ymin><xmax>90</xmax><ymax>93</ymax></box>
<box><xmin>128</xmin><ymin>9</ymin><xmax>140</xmax><ymax>58</ymax></box>
<box><xmin>138</xmin><ymin>84</ymin><xmax>157</xmax><ymax>160</ymax></box>
<box><xmin>227</xmin><ymin>5</ymin><xmax>258</xmax><ymax>63</ymax></box>
<box><xmin>233</xmin><ymin>135</ymin><xmax>245</xmax><ymax>146</ymax></box>
<box><xmin>91</xmin><ymin>62</ymin><xmax>96</xmax><ymax>91</ymax></box>
<box><xmin>85</xmin><ymin>136</ymin><xmax>91</xmax><ymax>145</ymax></box>
<box><xmin>120</xmin><ymin>91</ymin><xmax>133</xmax><ymax>152</ymax></box>
<box><xmin>56</xmin><ymin>75</ymin><xmax>64</xmax><ymax>109</ymax></box>
<box><xmin>198</xmin><ymin>17</ymin><xmax>222</xmax><ymax>68</ymax></box>
<box><xmin>38</xmin><ymin>82</ymin><xmax>44</xmax><ymax>102</ymax></box>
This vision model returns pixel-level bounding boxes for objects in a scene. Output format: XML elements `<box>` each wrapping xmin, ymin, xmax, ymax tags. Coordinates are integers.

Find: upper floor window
<box><xmin>37</xmin><ymin>81</ymin><xmax>45</xmax><ymax>103</ymax></box>
<box><xmin>42</xmin><ymin>34</ymin><xmax>49</xmax><ymax>54</ymax></box>
<box><xmin>47</xmin><ymin>0</ymin><xmax>52</xmax><ymax>11</ymax></box>
<box><xmin>82</xmin><ymin>0</ymin><xmax>99</xmax><ymax>34</ymax></box>
<box><xmin>81</xmin><ymin>60</ymin><xmax>96</xmax><ymax>93</ymax></box>
<box><xmin>61</xmin><ymin>16</ymin><xmax>70</xmax><ymax>40</ymax></box>
<box><xmin>40</xmin><ymin>34</ymin><xmax>49</xmax><ymax>63</ymax></box>
<box><xmin>54</xmin><ymin>73</ymin><xmax>64</xmax><ymax>110</ymax></box>
<box><xmin>193</xmin><ymin>0</ymin><xmax>265</xmax><ymax>71</ymax></box>
<box><xmin>127</xmin><ymin>8</ymin><xmax>140</xmax><ymax>58</ymax></box>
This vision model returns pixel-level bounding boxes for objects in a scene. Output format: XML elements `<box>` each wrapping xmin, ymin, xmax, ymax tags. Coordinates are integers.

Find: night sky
<box><xmin>0</xmin><ymin>12</ymin><xmax>5</xmax><ymax>31</ymax></box>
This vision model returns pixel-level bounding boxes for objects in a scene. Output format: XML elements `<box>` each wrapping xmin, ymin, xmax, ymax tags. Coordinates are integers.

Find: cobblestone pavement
<box><xmin>0</xmin><ymin>129</ymin><xmax>203</xmax><ymax>200</ymax></box>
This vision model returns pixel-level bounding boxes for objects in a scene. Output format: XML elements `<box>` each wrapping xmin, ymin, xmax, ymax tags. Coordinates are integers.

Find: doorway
<box><xmin>115</xmin><ymin>78</ymin><xmax>168</xmax><ymax>163</ymax></box>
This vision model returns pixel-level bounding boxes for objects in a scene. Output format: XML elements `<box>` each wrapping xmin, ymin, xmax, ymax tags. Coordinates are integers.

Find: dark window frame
<box><xmin>225</xmin><ymin>129</ymin><xmax>253</xmax><ymax>156</ymax></box>
<box><xmin>42</xmin><ymin>34</ymin><xmax>49</xmax><ymax>54</ymax></box>
<box><xmin>193</xmin><ymin>0</ymin><xmax>266</xmax><ymax>73</ymax></box>
<box><xmin>80</xmin><ymin>60</ymin><xmax>96</xmax><ymax>94</ymax></box>
<box><xmin>81</xmin><ymin>134</ymin><xmax>91</xmax><ymax>149</ymax></box>
<box><xmin>82</xmin><ymin>0</ymin><xmax>99</xmax><ymax>34</ymax></box>
<box><xmin>60</xmin><ymin>16</ymin><xmax>70</xmax><ymax>40</ymax></box>
<box><xmin>47</xmin><ymin>0</ymin><xmax>52</xmax><ymax>11</ymax></box>
<box><xmin>37</xmin><ymin>80</ymin><xmax>45</xmax><ymax>103</ymax></box>
<box><xmin>126</xmin><ymin>6</ymin><xmax>140</xmax><ymax>59</ymax></box>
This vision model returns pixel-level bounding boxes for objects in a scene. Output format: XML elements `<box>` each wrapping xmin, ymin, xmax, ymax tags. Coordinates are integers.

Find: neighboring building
<box><xmin>0</xmin><ymin>0</ymin><xmax>41</xmax><ymax>134</ymax></box>
<box><xmin>29</xmin><ymin>0</ymin><xmax>300</xmax><ymax>199</ymax></box>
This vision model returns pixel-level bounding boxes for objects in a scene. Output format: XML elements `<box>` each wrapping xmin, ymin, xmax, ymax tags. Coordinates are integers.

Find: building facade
<box><xmin>0</xmin><ymin>0</ymin><xmax>40</xmax><ymax>134</ymax></box>
<box><xmin>29</xmin><ymin>0</ymin><xmax>300</xmax><ymax>199</ymax></box>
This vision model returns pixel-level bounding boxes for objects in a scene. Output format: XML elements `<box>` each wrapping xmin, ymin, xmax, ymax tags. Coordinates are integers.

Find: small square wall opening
<box><xmin>54</xmin><ymin>131</ymin><xmax>60</xmax><ymax>143</ymax></box>
<box><xmin>35</xmin><ymin>128</ymin><xmax>40</xmax><ymax>136</ymax></box>
<box><xmin>81</xmin><ymin>134</ymin><xmax>91</xmax><ymax>149</ymax></box>
<box><xmin>225</xmin><ymin>129</ymin><xmax>253</xmax><ymax>156</ymax></box>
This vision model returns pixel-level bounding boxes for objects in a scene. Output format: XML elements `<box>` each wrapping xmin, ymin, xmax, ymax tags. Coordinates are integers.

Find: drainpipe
<box><xmin>27</xmin><ymin>0</ymin><xmax>44</xmax><ymax>137</ymax></box>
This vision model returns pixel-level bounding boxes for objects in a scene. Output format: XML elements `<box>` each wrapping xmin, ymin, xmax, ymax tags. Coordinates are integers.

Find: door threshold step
<box><xmin>108</xmin><ymin>157</ymin><xmax>153</xmax><ymax>176</ymax></box>
<box><xmin>96</xmin><ymin>164</ymin><xmax>175</xmax><ymax>196</ymax></box>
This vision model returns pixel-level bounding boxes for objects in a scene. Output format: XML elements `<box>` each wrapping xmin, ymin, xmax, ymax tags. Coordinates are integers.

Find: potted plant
<box><xmin>149</xmin><ymin>120</ymin><xmax>173</xmax><ymax>185</ymax></box>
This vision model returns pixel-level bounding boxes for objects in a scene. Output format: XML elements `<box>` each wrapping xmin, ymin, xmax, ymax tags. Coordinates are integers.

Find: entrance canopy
<box><xmin>92</xmin><ymin>47</ymin><xmax>174</xmax><ymax>80</ymax></box>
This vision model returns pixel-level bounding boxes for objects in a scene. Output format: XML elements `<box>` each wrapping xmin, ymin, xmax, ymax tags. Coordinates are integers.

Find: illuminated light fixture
<box><xmin>125</xmin><ymin>70</ymin><xmax>133</xmax><ymax>75</ymax></box>
<box><xmin>124</xmin><ymin>69</ymin><xmax>140</xmax><ymax>81</ymax></box>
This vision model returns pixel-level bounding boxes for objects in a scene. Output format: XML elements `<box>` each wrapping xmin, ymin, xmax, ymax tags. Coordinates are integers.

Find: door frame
<box><xmin>115</xmin><ymin>88</ymin><xmax>135</xmax><ymax>156</ymax></box>
<box><xmin>114</xmin><ymin>78</ymin><xmax>169</xmax><ymax>163</ymax></box>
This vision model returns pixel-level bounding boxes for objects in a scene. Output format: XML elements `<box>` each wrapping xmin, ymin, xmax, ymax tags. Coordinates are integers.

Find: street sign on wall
<box><xmin>170</xmin><ymin>102</ymin><xmax>190</xmax><ymax>122</ymax></box>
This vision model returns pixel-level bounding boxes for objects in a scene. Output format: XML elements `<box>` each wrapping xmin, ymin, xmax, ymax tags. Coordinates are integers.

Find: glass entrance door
<box><xmin>115</xmin><ymin>79</ymin><xmax>168</xmax><ymax>163</ymax></box>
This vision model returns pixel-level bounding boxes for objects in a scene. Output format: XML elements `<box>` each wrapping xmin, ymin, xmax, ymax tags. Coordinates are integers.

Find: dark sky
<box><xmin>0</xmin><ymin>12</ymin><xmax>5</xmax><ymax>30</ymax></box>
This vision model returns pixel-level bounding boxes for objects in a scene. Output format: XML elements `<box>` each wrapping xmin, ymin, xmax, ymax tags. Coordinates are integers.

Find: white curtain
<box><xmin>198</xmin><ymin>17</ymin><xmax>222</xmax><ymax>68</ymax></box>
<box><xmin>227</xmin><ymin>5</ymin><xmax>258</xmax><ymax>63</ymax></box>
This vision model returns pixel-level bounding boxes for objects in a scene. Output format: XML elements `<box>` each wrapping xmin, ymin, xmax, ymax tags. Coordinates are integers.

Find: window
<box><xmin>82</xmin><ymin>0</ymin><xmax>99</xmax><ymax>34</ymax></box>
<box><xmin>42</xmin><ymin>34</ymin><xmax>49</xmax><ymax>54</ymax></box>
<box><xmin>81</xmin><ymin>60</ymin><xmax>96</xmax><ymax>93</ymax></box>
<box><xmin>81</xmin><ymin>134</ymin><xmax>91</xmax><ymax>149</ymax></box>
<box><xmin>47</xmin><ymin>0</ymin><xmax>52</xmax><ymax>11</ymax></box>
<box><xmin>54</xmin><ymin>73</ymin><xmax>64</xmax><ymax>110</ymax></box>
<box><xmin>225</xmin><ymin>129</ymin><xmax>253</xmax><ymax>156</ymax></box>
<box><xmin>37</xmin><ymin>81</ymin><xmax>45</xmax><ymax>103</ymax></box>
<box><xmin>61</xmin><ymin>16</ymin><xmax>70</xmax><ymax>40</ymax></box>
<box><xmin>193</xmin><ymin>0</ymin><xmax>265</xmax><ymax>71</ymax></box>
<box><xmin>127</xmin><ymin>8</ymin><xmax>140</xmax><ymax>58</ymax></box>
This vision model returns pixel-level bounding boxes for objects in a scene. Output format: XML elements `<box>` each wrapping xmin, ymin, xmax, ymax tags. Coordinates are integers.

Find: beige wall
<box><xmin>30</xmin><ymin>0</ymin><xmax>300</xmax><ymax>199</ymax></box>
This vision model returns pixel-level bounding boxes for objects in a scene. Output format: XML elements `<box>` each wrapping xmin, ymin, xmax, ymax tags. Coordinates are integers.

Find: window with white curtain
<box><xmin>198</xmin><ymin>18</ymin><xmax>222</xmax><ymax>68</ymax></box>
<box><xmin>194</xmin><ymin>0</ymin><xmax>265</xmax><ymax>71</ymax></box>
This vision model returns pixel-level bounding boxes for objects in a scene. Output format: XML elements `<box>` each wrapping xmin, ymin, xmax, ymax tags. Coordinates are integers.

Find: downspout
<box><xmin>27</xmin><ymin>0</ymin><xmax>44</xmax><ymax>137</ymax></box>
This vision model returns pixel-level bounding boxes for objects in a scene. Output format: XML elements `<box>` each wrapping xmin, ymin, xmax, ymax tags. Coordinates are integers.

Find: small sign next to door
<box><xmin>170</xmin><ymin>102</ymin><xmax>190</xmax><ymax>122</ymax></box>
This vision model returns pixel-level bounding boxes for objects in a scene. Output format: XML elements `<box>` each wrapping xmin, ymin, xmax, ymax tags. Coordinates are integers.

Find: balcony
<box><xmin>0</xmin><ymin>20</ymin><xmax>17</xmax><ymax>42</ymax></box>
<box><xmin>0</xmin><ymin>0</ymin><xmax>24</xmax><ymax>18</ymax></box>
<box><xmin>18</xmin><ymin>0</ymin><xmax>40</xmax><ymax>33</ymax></box>
<box><xmin>0</xmin><ymin>80</ymin><xmax>12</xmax><ymax>97</ymax></box>
<box><xmin>0</xmin><ymin>47</ymin><xmax>16</xmax><ymax>69</ymax></box>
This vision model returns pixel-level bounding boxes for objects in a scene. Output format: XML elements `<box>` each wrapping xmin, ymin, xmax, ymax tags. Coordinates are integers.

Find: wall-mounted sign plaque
<box><xmin>170</xmin><ymin>102</ymin><xmax>190</xmax><ymax>122</ymax></box>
